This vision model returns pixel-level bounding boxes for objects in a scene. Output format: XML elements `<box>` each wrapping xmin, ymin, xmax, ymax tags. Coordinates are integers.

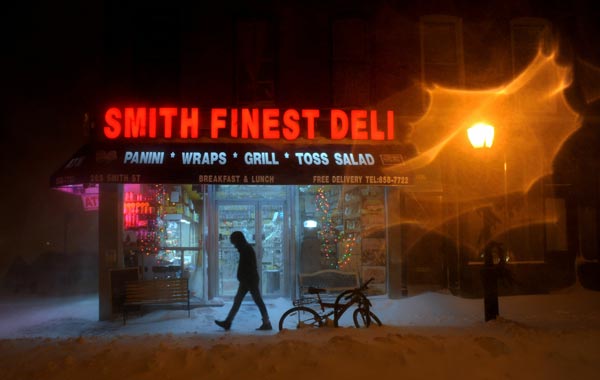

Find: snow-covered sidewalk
<box><xmin>1</xmin><ymin>286</ymin><xmax>600</xmax><ymax>380</ymax></box>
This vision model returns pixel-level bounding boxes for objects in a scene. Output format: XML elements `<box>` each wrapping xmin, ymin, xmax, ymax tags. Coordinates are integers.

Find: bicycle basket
<box><xmin>293</xmin><ymin>297</ymin><xmax>318</xmax><ymax>307</ymax></box>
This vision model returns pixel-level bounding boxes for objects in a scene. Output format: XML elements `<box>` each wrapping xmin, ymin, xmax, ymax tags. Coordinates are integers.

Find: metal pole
<box><xmin>504</xmin><ymin>152</ymin><xmax>509</xmax><ymax>251</ymax></box>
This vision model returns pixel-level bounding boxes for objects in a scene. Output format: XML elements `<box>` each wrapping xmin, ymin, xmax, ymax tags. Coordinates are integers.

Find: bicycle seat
<box><xmin>307</xmin><ymin>286</ymin><xmax>326</xmax><ymax>294</ymax></box>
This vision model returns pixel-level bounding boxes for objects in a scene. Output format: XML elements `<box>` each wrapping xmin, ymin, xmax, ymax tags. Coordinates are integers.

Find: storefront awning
<box><xmin>51</xmin><ymin>141</ymin><xmax>417</xmax><ymax>187</ymax></box>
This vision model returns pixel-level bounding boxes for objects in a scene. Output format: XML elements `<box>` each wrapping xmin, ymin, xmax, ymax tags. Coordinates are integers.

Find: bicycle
<box><xmin>278</xmin><ymin>277</ymin><xmax>382</xmax><ymax>330</ymax></box>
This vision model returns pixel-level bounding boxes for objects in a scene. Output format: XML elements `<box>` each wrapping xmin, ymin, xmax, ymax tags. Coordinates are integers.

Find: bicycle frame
<box><xmin>279</xmin><ymin>277</ymin><xmax>380</xmax><ymax>330</ymax></box>
<box><xmin>293</xmin><ymin>288</ymin><xmax>342</xmax><ymax>324</ymax></box>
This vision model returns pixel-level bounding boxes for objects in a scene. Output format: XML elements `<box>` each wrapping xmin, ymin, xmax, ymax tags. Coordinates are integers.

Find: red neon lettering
<box><xmin>370</xmin><ymin>110</ymin><xmax>384</xmax><ymax>140</ymax></box>
<box><xmin>241</xmin><ymin>109</ymin><xmax>259</xmax><ymax>139</ymax></box>
<box><xmin>231</xmin><ymin>109</ymin><xmax>238</xmax><ymax>138</ymax></box>
<box><xmin>387</xmin><ymin>110</ymin><xmax>394</xmax><ymax>140</ymax></box>
<box><xmin>330</xmin><ymin>109</ymin><xmax>348</xmax><ymax>139</ymax></box>
<box><xmin>302</xmin><ymin>109</ymin><xmax>319</xmax><ymax>139</ymax></box>
<box><xmin>282</xmin><ymin>109</ymin><xmax>300</xmax><ymax>140</ymax></box>
<box><xmin>104</xmin><ymin>107</ymin><xmax>122</xmax><ymax>139</ymax></box>
<box><xmin>211</xmin><ymin>108</ymin><xmax>227</xmax><ymax>138</ymax></box>
<box><xmin>350</xmin><ymin>110</ymin><xmax>368</xmax><ymax>140</ymax></box>
<box><xmin>102</xmin><ymin>107</ymin><xmax>394</xmax><ymax>141</ymax></box>
<box><xmin>124</xmin><ymin>108</ymin><xmax>147</xmax><ymax>138</ymax></box>
<box><xmin>180</xmin><ymin>108</ymin><xmax>199</xmax><ymax>138</ymax></box>
<box><xmin>159</xmin><ymin>108</ymin><xmax>177</xmax><ymax>138</ymax></box>
<box><xmin>262</xmin><ymin>109</ymin><xmax>280</xmax><ymax>139</ymax></box>
<box><xmin>149</xmin><ymin>108</ymin><xmax>157</xmax><ymax>138</ymax></box>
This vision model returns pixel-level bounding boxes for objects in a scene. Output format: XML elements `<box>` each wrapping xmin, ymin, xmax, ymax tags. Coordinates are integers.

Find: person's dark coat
<box><xmin>236</xmin><ymin>241</ymin><xmax>259</xmax><ymax>285</ymax></box>
<box><xmin>230</xmin><ymin>231</ymin><xmax>260</xmax><ymax>285</ymax></box>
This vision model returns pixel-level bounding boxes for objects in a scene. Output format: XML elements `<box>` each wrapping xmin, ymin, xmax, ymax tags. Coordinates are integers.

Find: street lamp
<box><xmin>467</xmin><ymin>122</ymin><xmax>509</xmax><ymax>261</ymax></box>
<box><xmin>453</xmin><ymin>122</ymin><xmax>497</xmax><ymax>292</ymax></box>
<box><xmin>467</xmin><ymin>122</ymin><xmax>515</xmax><ymax>321</ymax></box>
<box><xmin>467</xmin><ymin>122</ymin><xmax>495</xmax><ymax>149</ymax></box>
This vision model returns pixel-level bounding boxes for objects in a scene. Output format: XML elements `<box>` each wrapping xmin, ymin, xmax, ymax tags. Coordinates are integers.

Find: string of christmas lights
<box><xmin>136</xmin><ymin>184</ymin><xmax>166</xmax><ymax>256</ymax></box>
<box><xmin>315</xmin><ymin>186</ymin><xmax>339</xmax><ymax>268</ymax></box>
<box><xmin>313</xmin><ymin>186</ymin><xmax>362</xmax><ymax>269</ymax></box>
<box><xmin>338</xmin><ymin>232</ymin><xmax>357</xmax><ymax>268</ymax></box>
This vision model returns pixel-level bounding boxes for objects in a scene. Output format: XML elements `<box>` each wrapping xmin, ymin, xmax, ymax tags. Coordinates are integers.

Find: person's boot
<box><xmin>215</xmin><ymin>320</ymin><xmax>231</xmax><ymax>330</ymax></box>
<box><xmin>256</xmin><ymin>320</ymin><xmax>272</xmax><ymax>331</ymax></box>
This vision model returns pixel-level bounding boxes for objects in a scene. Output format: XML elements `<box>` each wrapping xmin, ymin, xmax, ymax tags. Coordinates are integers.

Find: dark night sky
<box><xmin>1</xmin><ymin>2</ymin><xmax>103</xmax><ymax>271</ymax></box>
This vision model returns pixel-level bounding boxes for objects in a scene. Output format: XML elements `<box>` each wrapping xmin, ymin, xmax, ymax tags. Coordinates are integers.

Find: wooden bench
<box><xmin>122</xmin><ymin>278</ymin><xmax>190</xmax><ymax>324</ymax></box>
<box><xmin>298</xmin><ymin>269</ymin><xmax>359</xmax><ymax>301</ymax></box>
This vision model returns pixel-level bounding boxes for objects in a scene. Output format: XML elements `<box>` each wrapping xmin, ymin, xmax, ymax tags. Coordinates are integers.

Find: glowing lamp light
<box><xmin>468</xmin><ymin>122</ymin><xmax>495</xmax><ymax>149</ymax></box>
<box><xmin>303</xmin><ymin>220</ymin><xmax>318</xmax><ymax>228</ymax></box>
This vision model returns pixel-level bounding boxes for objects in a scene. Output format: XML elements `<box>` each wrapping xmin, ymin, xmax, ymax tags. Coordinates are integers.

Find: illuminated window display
<box><xmin>122</xmin><ymin>184</ymin><xmax>204</xmax><ymax>298</ymax></box>
<box><xmin>297</xmin><ymin>185</ymin><xmax>387</xmax><ymax>294</ymax></box>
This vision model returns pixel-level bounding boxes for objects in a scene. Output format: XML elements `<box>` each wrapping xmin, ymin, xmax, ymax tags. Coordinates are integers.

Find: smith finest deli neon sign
<box><xmin>103</xmin><ymin>107</ymin><xmax>396</xmax><ymax>141</ymax></box>
<box><xmin>51</xmin><ymin>107</ymin><xmax>416</xmax><ymax>187</ymax></box>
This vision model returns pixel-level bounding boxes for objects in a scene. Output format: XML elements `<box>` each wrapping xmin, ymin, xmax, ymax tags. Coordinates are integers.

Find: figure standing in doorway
<box><xmin>300</xmin><ymin>226</ymin><xmax>322</xmax><ymax>273</ymax></box>
<box><xmin>215</xmin><ymin>231</ymin><xmax>272</xmax><ymax>331</ymax></box>
<box><xmin>480</xmin><ymin>241</ymin><xmax>506</xmax><ymax>322</ymax></box>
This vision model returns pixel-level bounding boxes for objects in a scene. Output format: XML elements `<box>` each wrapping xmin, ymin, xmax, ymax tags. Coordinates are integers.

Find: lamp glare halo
<box><xmin>468</xmin><ymin>123</ymin><xmax>495</xmax><ymax>148</ymax></box>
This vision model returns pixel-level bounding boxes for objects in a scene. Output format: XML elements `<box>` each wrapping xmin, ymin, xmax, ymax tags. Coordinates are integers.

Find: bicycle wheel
<box><xmin>332</xmin><ymin>290</ymin><xmax>353</xmax><ymax>327</ymax></box>
<box><xmin>353</xmin><ymin>307</ymin><xmax>382</xmax><ymax>328</ymax></box>
<box><xmin>333</xmin><ymin>290</ymin><xmax>368</xmax><ymax>327</ymax></box>
<box><xmin>278</xmin><ymin>306</ymin><xmax>322</xmax><ymax>331</ymax></box>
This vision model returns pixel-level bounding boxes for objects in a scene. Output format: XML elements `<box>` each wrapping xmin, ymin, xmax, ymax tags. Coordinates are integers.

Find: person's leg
<box><xmin>226</xmin><ymin>283</ymin><xmax>249</xmax><ymax>322</ymax></box>
<box><xmin>249</xmin><ymin>285</ymin><xmax>271</xmax><ymax>327</ymax></box>
<box><xmin>216</xmin><ymin>284</ymin><xmax>249</xmax><ymax>330</ymax></box>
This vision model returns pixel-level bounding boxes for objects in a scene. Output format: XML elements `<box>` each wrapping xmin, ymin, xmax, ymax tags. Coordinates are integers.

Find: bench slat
<box><xmin>298</xmin><ymin>270</ymin><xmax>359</xmax><ymax>297</ymax></box>
<box><xmin>122</xmin><ymin>278</ymin><xmax>190</xmax><ymax>324</ymax></box>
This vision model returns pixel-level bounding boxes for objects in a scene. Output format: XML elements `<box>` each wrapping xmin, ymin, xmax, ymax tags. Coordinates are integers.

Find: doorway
<box><xmin>216</xmin><ymin>200</ymin><xmax>287</xmax><ymax>297</ymax></box>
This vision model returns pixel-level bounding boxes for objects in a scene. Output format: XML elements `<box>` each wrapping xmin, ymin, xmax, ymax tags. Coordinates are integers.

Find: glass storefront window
<box><xmin>122</xmin><ymin>184</ymin><xmax>205</xmax><ymax>299</ymax></box>
<box><xmin>297</xmin><ymin>185</ymin><xmax>387</xmax><ymax>294</ymax></box>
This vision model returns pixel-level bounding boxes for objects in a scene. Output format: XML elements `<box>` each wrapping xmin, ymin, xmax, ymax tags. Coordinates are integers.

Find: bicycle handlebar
<box><xmin>343</xmin><ymin>277</ymin><xmax>376</xmax><ymax>301</ymax></box>
<box><xmin>362</xmin><ymin>277</ymin><xmax>375</xmax><ymax>289</ymax></box>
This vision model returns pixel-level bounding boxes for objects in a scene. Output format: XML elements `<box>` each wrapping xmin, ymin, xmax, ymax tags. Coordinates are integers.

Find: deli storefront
<box><xmin>52</xmin><ymin>106</ymin><xmax>422</xmax><ymax>320</ymax></box>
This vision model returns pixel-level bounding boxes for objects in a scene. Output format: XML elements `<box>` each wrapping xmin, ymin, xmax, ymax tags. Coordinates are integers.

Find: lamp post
<box><xmin>468</xmin><ymin>122</ymin><xmax>507</xmax><ymax>321</ymax></box>
<box><xmin>467</xmin><ymin>122</ymin><xmax>509</xmax><ymax>253</ymax></box>
<box><xmin>468</xmin><ymin>122</ymin><xmax>497</xmax><ymax>244</ymax></box>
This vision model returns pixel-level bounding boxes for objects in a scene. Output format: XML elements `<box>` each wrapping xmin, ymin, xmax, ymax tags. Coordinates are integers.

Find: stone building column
<box><xmin>98</xmin><ymin>183</ymin><xmax>123</xmax><ymax>321</ymax></box>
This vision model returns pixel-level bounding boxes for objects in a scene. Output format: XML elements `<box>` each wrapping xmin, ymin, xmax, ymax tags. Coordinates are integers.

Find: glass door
<box><xmin>217</xmin><ymin>204</ymin><xmax>256</xmax><ymax>296</ymax></box>
<box><xmin>260</xmin><ymin>203</ymin><xmax>285</xmax><ymax>296</ymax></box>
<box><xmin>216</xmin><ymin>201</ymin><xmax>287</xmax><ymax>297</ymax></box>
